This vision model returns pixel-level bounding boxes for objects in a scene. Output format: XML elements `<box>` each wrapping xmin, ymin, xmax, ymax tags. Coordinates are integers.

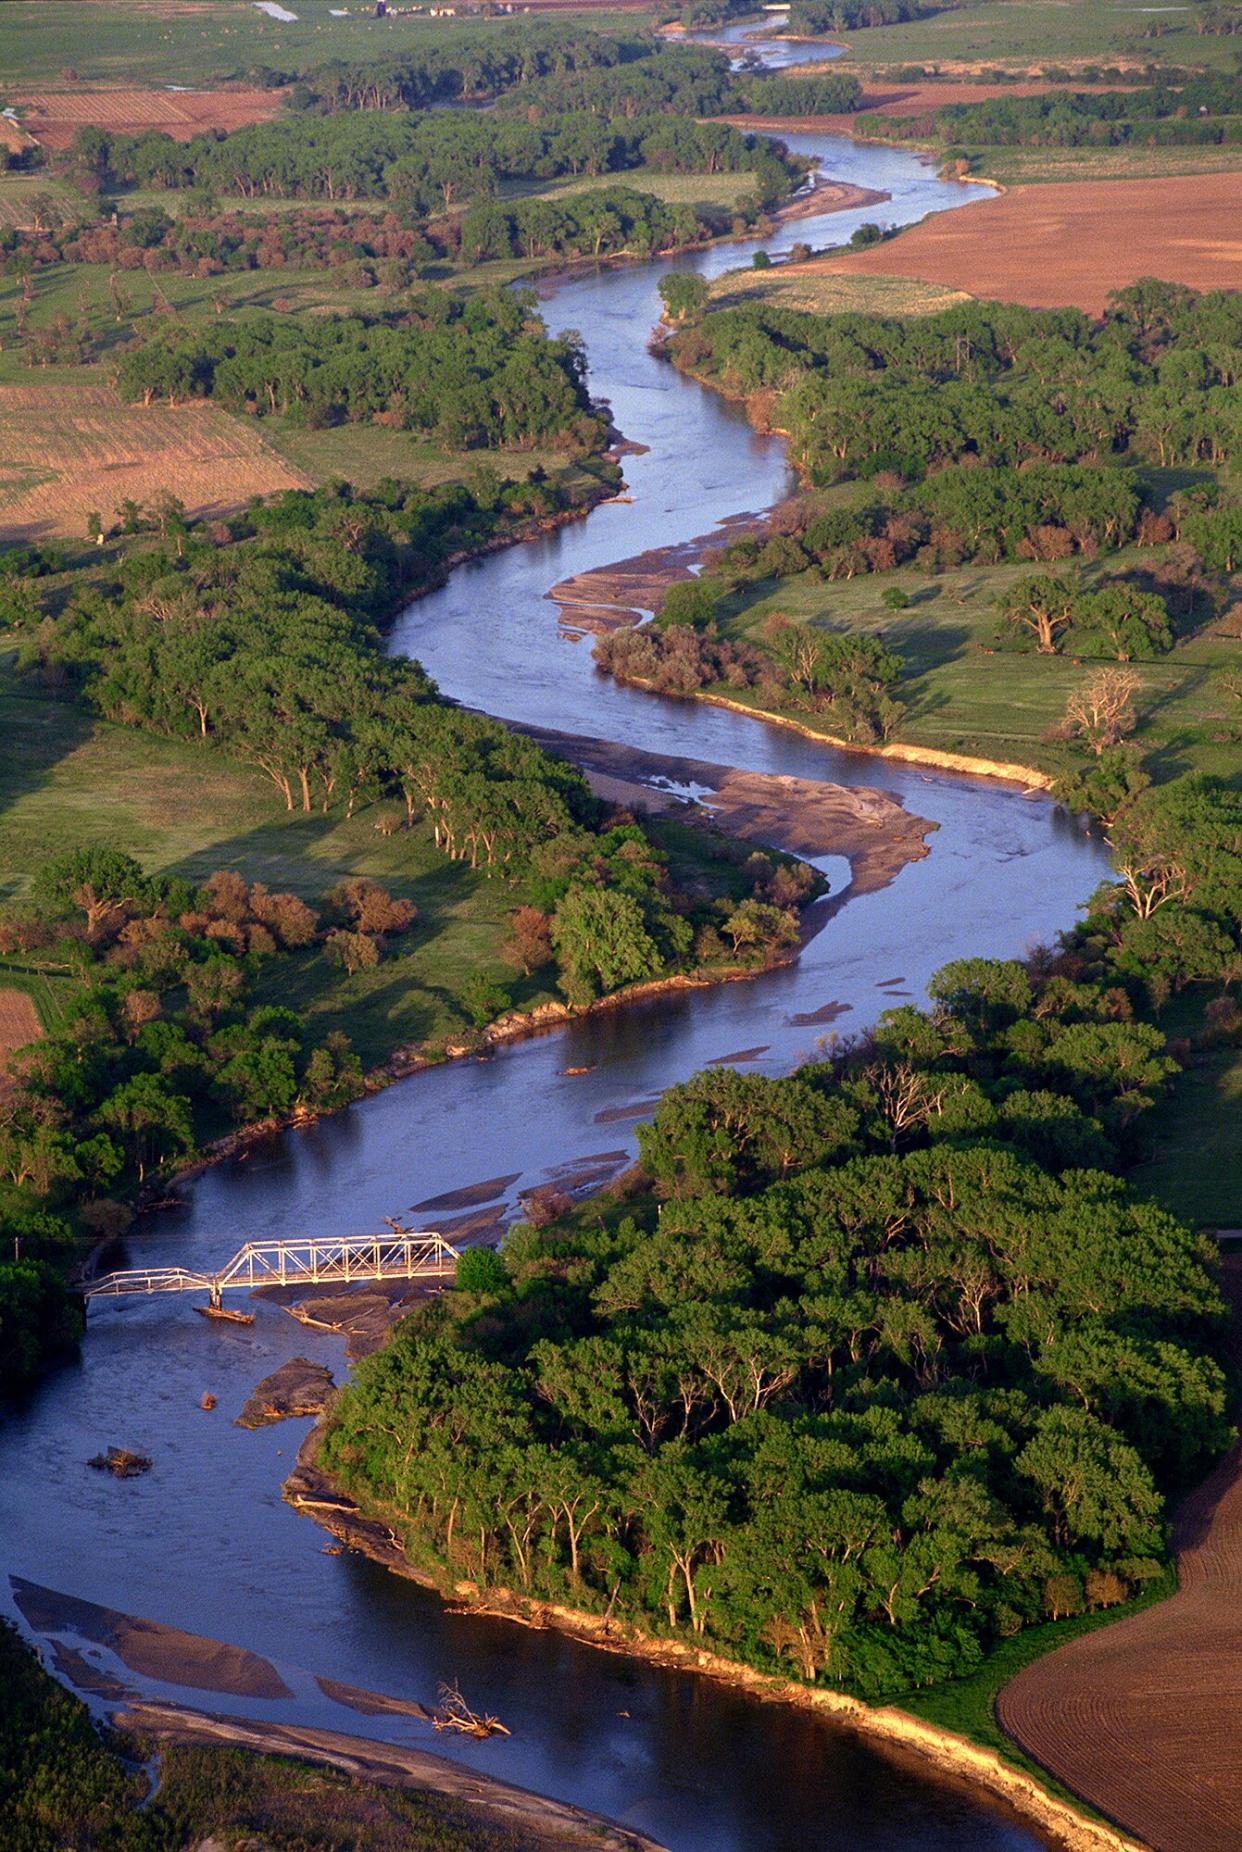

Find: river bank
<box><xmin>137</xmin><ymin>738</ymin><xmax>933</xmax><ymax>1217</ymax></box>
<box><xmin>283</xmin><ymin>1427</ymin><xmax>1143</xmax><ymax>1852</ymax></box>
<box><xmin>113</xmin><ymin>1702</ymin><xmax>668</xmax><ymax>1852</ymax></box>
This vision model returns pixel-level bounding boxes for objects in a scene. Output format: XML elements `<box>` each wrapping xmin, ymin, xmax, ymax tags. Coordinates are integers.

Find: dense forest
<box><xmin>283</xmin><ymin>33</ymin><xmax>859</xmax><ymax>121</ymax></box>
<box><xmin>69</xmin><ymin>111</ymin><xmax>804</xmax><ymax>213</ymax></box>
<box><xmin>665</xmin><ymin>286</ymin><xmax>1242</xmax><ymax>484</ymax></box>
<box><xmin>324</xmin><ymin>764</ymin><xmax>1242</xmax><ymax>1696</ymax></box>
<box><xmin>114</xmin><ymin>289</ymin><xmax>600</xmax><ymax>448</ymax></box>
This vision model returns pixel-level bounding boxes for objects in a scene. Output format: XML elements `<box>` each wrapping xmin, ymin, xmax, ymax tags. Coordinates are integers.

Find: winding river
<box><xmin>1</xmin><ymin>60</ymin><xmax>1113</xmax><ymax>1852</ymax></box>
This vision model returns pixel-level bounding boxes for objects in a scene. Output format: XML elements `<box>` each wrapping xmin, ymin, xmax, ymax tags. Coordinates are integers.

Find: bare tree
<box><xmin>1064</xmin><ymin>667</ymin><xmax>1141</xmax><ymax>755</ymax></box>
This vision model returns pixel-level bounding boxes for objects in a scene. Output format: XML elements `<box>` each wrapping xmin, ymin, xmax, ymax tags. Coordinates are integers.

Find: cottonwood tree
<box><xmin>1063</xmin><ymin>667</ymin><xmax>1142</xmax><ymax>755</ymax></box>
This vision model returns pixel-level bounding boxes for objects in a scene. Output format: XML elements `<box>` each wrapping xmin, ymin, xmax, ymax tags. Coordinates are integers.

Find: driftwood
<box><xmin>432</xmin><ymin>1680</ymin><xmax>510</xmax><ymax>1739</ymax></box>
<box><xmin>194</xmin><ymin>1304</ymin><xmax>255</xmax><ymax>1326</ymax></box>
<box><xmin>88</xmin><ymin>1447</ymin><xmax>152</xmax><ymax>1478</ymax></box>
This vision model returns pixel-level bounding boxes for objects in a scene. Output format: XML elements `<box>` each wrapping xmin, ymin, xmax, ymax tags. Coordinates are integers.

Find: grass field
<box><xmin>0</xmin><ymin>173</ymin><xmax>92</xmax><ymax>231</ymax></box>
<box><xmin>0</xmin><ymin>1</ymin><xmax>653</xmax><ymax>87</ymax></box>
<box><xmin>707</xmin><ymin>267</ymin><xmax>970</xmax><ymax>316</ymax></box>
<box><xmin>0</xmin><ymin>664</ymin><xmax>550</xmax><ymax>1067</ymax></box>
<box><xmin>833</xmin><ymin>0</ymin><xmax>1237</xmax><ymax>75</ymax></box>
<box><xmin>1129</xmin><ymin>1043</ymin><xmax>1242</xmax><ymax>1227</ymax></box>
<box><xmin>710</xmin><ymin>533</ymin><xmax>1242</xmax><ymax>782</ymax></box>
<box><xmin>960</xmin><ymin>142</ymin><xmax>1242</xmax><ymax>186</ymax></box>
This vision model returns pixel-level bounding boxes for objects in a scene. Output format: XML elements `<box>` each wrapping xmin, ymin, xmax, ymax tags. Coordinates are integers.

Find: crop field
<box><xmin>797</xmin><ymin>171</ymin><xmax>1242</xmax><ymax>314</ymax></box>
<box><xmin>0</xmin><ymin>384</ymin><xmax>313</xmax><ymax>541</ymax></box>
<box><xmin>997</xmin><ymin>1254</ymin><xmax>1242</xmax><ymax>1852</ymax></box>
<box><xmin>707</xmin><ymin>267</ymin><xmax>969</xmax><ymax>317</ymax></box>
<box><xmin>11</xmin><ymin>85</ymin><xmax>281</xmax><ymax>149</ymax></box>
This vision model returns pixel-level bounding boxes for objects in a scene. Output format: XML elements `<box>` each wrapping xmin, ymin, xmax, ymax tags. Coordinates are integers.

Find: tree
<box><xmin>551</xmin><ymin>885</ymin><xmax>663</xmax><ymax>1004</ymax></box>
<box><xmin>96</xmin><ymin>1074</ymin><xmax>193</xmax><ymax>1180</ymax></box>
<box><xmin>326</xmin><ymin>928</ymin><xmax>380</xmax><ymax>975</ymax></box>
<box><xmin>1063</xmin><ymin>667</ymin><xmax>1142</xmax><ymax>755</ymax></box>
<box><xmin>995</xmin><ymin>574</ymin><xmax>1078</xmax><ymax>654</ymax></box>
<box><xmin>1017</xmin><ymin>1407</ymin><xmax>1162</xmax><ymax>1554</ymax></box>
<box><xmin>1073</xmin><ymin>584</ymin><xmax>1171</xmax><ymax>661</ymax></box>
<box><xmin>720</xmin><ymin>898</ymin><xmax>799</xmax><ymax>960</ymax></box>
<box><xmin>502</xmin><ymin>905</ymin><xmax>553</xmax><ymax>975</ymax></box>
<box><xmin>33</xmin><ymin>847</ymin><xmax>148</xmax><ymax>943</ymax></box>
<box><xmin>455</xmin><ymin>1246</ymin><xmax>508</xmax><ymax>1294</ymax></box>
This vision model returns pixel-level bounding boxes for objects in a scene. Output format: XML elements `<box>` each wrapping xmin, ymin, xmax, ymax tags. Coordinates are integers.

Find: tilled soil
<box><xmin>998</xmin><ymin>1254</ymin><xmax>1242</xmax><ymax>1852</ymax></box>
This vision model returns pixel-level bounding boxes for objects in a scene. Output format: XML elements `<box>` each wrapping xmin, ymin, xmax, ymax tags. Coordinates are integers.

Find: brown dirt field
<box><xmin>998</xmin><ymin>1253</ymin><xmax>1242</xmax><ymax>1852</ymax></box>
<box><xmin>794</xmin><ymin>172</ymin><xmax>1242</xmax><ymax>314</ymax></box>
<box><xmin>12</xmin><ymin>86</ymin><xmax>281</xmax><ymax>149</ymax></box>
<box><xmin>0</xmin><ymin>383</ymin><xmax>313</xmax><ymax>541</ymax></box>
<box><xmin>0</xmin><ymin>988</ymin><xmax>41</xmax><ymax>1073</ymax></box>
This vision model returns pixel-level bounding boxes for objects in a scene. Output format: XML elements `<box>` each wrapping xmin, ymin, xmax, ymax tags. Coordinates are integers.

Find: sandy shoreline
<box><xmin>522</xmin><ymin>726</ymin><xmax>936</xmax><ymax>892</ymax></box>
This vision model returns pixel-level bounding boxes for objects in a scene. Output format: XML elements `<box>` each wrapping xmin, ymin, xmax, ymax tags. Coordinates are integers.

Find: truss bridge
<box><xmin>84</xmin><ymin>1229</ymin><xmax>461</xmax><ymax>1310</ymax></box>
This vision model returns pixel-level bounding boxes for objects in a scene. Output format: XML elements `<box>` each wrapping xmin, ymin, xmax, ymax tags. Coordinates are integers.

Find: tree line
<box><xmin>665</xmin><ymin>284</ymin><xmax>1242</xmax><ymax>483</ymax></box>
<box><xmin>287</xmin><ymin>20</ymin><xmax>647</xmax><ymax>112</ymax></box>
<box><xmin>68</xmin><ymin>111</ymin><xmax>804</xmax><ymax>214</ymax></box>
<box><xmin>486</xmin><ymin>45</ymin><xmax>861</xmax><ymax>123</ymax></box>
<box><xmin>323</xmin><ymin>762</ymin><xmax>1242</xmax><ymax>1696</ymax></box>
<box><xmin>860</xmin><ymin>73</ymin><xmax>1242</xmax><ymax>150</ymax></box>
<box><xmin>115</xmin><ymin>288</ymin><xmax>601</xmax><ymax>451</ymax></box>
<box><xmin>788</xmin><ymin>0</ymin><xmax>935</xmax><ymax>32</ymax></box>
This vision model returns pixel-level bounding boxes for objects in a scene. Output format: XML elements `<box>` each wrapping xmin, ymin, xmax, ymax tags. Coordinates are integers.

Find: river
<box><xmin>0</xmin><ymin>60</ymin><xmax>1111</xmax><ymax>1852</ymax></box>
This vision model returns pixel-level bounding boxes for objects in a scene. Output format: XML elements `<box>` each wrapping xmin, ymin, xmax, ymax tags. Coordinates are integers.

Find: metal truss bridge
<box><xmin>84</xmin><ymin>1228</ymin><xmax>461</xmax><ymax>1310</ymax></box>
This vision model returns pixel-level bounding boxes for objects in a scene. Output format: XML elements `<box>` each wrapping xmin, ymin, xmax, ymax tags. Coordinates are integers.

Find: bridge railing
<box><xmin>85</xmin><ymin>1266</ymin><xmax>213</xmax><ymax>1299</ymax></box>
<box><xmin>84</xmin><ymin>1230</ymin><xmax>461</xmax><ymax>1307</ymax></box>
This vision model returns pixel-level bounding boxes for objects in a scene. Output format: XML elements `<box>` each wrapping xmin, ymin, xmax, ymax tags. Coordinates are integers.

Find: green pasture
<box><xmin>834</xmin><ymin>0</ymin><xmax>1237</xmax><ymax>74</ymax></box>
<box><xmin>0</xmin><ymin>1</ymin><xmax>651</xmax><ymax>90</ymax></box>
<box><xmin>0</xmin><ymin>662</ymin><xmax>549</xmax><ymax>1065</ymax></box>
<box><xmin>711</xmin><ymin>533</ymin><xmax>1242</xmax><ymax>780</ymax></box>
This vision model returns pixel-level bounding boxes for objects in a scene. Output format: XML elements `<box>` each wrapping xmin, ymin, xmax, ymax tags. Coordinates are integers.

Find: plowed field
<box><xmin>13</xmin><ymin>86</ymin><xmax>280</xmax><ymax>149</ymax></box>
<box><xmin>0</xmin><ymin>384</ymin><xmax>313</xmax><ymax>540</ymax></box>
<box><xmin>999</xmin><ymin>1253</ymin><xmax>1242</xmax><ymax>1852</ymax></box>
<box><xmin>795</xmin><ymin>172</ymin><xmax>1242</xmax><ymax>313</ymax></box>
<box><xmin>0</xmin><ymin>988</ymin><xmax>41</xmax><ymax>1092</ymax></box>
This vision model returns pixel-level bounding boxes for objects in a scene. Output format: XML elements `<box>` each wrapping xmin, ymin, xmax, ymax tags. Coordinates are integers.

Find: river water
<box><xmin>1</xmin><ymin>78</ymin><xmax>1109</xmax><ymax>1852</ymax></box>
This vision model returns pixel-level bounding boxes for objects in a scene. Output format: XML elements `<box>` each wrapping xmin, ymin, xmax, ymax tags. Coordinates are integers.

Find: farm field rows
<box><xmin>998</xmin><ymin>1257</ymin><xmax>1242</xmax><ymax>1852</ymax></box>
<box><xmin>10</xmin><ymin>85</ymin><xmax>281</xmax><ymax>149</ymax></box>
<box><xmin>0</xmin><ymin>383</ymin><xmax>313</xmax><ymax>539</ymax></box>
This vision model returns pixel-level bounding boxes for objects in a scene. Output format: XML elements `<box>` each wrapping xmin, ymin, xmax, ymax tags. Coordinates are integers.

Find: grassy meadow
<box><xmin>0</xmin><ymin>661</ymin><xmax>545</xmax><ymax>1063</ymax></box>
<box><xmin>707</xmin><ymin>530</ymin><xmax>1242</xmax><ymax>781</ymax></box>
<box><xmin>0</xmin><ymin>0</ymin><xmax>650</xmax><ymax>89</ymax></box>
<box><xmin>833</xmin><ymin>0</ymin><xmax>1239</xmax><ymax>74</ymax></box>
